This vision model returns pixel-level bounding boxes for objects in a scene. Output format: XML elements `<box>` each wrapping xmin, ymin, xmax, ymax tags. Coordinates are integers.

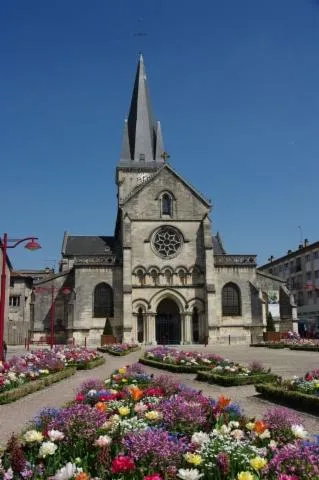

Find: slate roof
<box><xmin>64</xmin><ymin>236</ymin><xmax>115</xmax><ymax>256</ymax></box>
<box><xmin>212</xmin><ymin>233</ymin><xmax>226</xmax><ymax>254</ymax></box>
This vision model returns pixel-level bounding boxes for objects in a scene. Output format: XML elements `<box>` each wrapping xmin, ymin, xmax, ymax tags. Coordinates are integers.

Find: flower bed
<box><xmin>251</xmin><ymin>338</ymin><xmax>319</xmax><ymax>351</ymax></box>
<box><xmin>196</xmin><ymin>361</ymin><xmax>278</xmax><ymax>386</ymax></box>
<box><xmin>98</xmin><ymin>343</ymin><xmax>140</xmax><ymax>356</ymax></box>
<box><xmin>0</xmin><ymin>367</ymin><xmax>76</xmax><ymax>405</ymax></box>
<box><xmin>1</xmin><ymin>364</ymin><xmax>319</xmax><ymax>479</ymax></box>
<box><xmin>140</xmin><ymin>347</ymin><xmax>225</xmax><ymax>373</ymax></box>
<box><xmin>55</xmin><ymin>346</ymin><xmax>105</xmax><ymax>369</ymax></box>
<box><xmin>255</xmin><ymin>369</ymin><xmax>319</xmax><ymax>414</ymax></box>
<box><xmin>0</xmin><ymin>347</ymin><xmax>103</xmax><ymax>404</ymax></box>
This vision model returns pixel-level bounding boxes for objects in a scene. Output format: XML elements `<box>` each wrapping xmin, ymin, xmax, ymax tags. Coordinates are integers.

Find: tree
<box><xmin>103</xmin><ymin>317</ymin><xmax>113</xmax><ymax>335</ymax></box>
<box><xmin>266</xmin><ymin>312</ymin><xmax>276</xmax><ymax>332</ymax></box>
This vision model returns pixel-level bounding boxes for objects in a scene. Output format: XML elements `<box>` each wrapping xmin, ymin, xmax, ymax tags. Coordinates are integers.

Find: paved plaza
<box><xmin>0</xmin><ymin>345</ymin><xmax>318</xmax><ymax>447</ymax></box>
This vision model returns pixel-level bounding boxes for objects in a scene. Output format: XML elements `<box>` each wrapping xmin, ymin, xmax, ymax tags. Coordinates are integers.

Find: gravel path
<box><xmin>1</xmin><ymin>345</ymin><xmax>318</xmax><ymax>446</ymax></box>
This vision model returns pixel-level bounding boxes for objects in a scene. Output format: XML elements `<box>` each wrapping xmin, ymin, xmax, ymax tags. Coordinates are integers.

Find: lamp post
<box><xmin>0</xmin><ymin>233</ymin><xmax>41</xmax><ymax>361</ymax></box>
<box><xmin>33</xmin><ymin>285</ymin><xmax>71</xmax><ymax>349</ymax></box>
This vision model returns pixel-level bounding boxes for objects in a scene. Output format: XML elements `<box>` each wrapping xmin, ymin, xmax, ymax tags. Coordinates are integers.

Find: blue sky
<box><xmin>1</xmin><ymin>0</ymin><xmax>319</xmax><ymax>270</ymax></box>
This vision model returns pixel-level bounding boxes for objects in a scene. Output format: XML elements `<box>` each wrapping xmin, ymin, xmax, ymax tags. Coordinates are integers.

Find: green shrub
<box><xmin>255</xmin><ymin>383</ymin><xmax>319</xmax><ymax>414</ymax></box>
<box><xmin>69</xmin><ymin>357</ymin><xmax>105</xmax><ymax>370</ymax></box>
<box><xmin>196</xmin><ymin>371</ymin><xmax>279</xmax><ymax>386</ymax></box>
<box><xmin>0</xmin><ymin>368</ymin><xmax>76</xmax><ymax>405</ymax></box>
<box><xmin>139</xmin><ymin>357</ymin><xmax>212</xmax><ymax>373</ymax></box>
<box><xmin>103</xmin><ymin>317</ymin><xmax>113</xmax><ymax>335</ymax></box>
<box><xmin>266</xmin><ymin>312</ymin><xmax>276</xmax><ymax>332</ymax></box>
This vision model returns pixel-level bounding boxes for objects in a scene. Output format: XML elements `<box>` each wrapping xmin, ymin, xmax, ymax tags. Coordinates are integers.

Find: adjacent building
<box><xmin>0</xmin><ymin>240</ymin><xmax>12</xmax><ymax>345</ymax></box>
<box><xmin>7</xmin><ymin>269</ymin><xmax>54</xmax><ymax>344</ymax></box>
<box><xmin>259</xmin><ymin>240</ymin><xmax>319</xmax><ymax>336</ymax></box>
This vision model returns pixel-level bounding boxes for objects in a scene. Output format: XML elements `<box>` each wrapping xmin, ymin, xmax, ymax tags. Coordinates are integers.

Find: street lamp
<box><xmin>0</xmin><ymin>233</ymin><xmax>41</xmax><ymax>361</ymax></box>
<box><xmin>33</xmin><ymin>285</ymin><xmax>71</xmax><ymax>349</ymax></box>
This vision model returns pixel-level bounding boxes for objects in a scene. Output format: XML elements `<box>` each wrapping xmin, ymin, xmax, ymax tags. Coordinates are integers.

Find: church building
<box><xmin>31</xmin><ymin>55</ymin><xmax>296</xmax><ymax>346</ymax></box>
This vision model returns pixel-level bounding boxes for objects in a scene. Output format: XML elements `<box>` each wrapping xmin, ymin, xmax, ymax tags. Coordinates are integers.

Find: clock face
<box><xmin>137</xmin><ymin>173</ymin><xmax>151</xmax><ymax>184</ymax></box>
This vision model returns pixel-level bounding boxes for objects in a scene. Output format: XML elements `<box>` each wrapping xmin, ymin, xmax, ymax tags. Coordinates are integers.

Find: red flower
<box><xmin>111</xmin><ymin>455</ymin><xmax>135</xmax><ymax>473</ymax></box>
<box><xmin>76</xmin><ymin>393</ymin><xmax>85</xmax><ymax>402</ymax></box>
<box><xmin>305</xmin><ymin>374</ymin><xmax>313</xmax><ymax>381</ymax></box>
<box><xmin>144</xmin><ymin>474</ymin><xmax>163</xmax><ymax>480</ymax></box>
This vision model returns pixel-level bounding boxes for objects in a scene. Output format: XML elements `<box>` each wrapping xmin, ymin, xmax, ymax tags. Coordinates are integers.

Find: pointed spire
<box><xmin>119</xmin><ymin>55</ymin><xmax>165</xmax><ymax>166</ymax></box>
<box><xmin>155</xmin><ymin>121</ymin><xmax>165</xmax><ymax>163</ymax></box>
<box><xmin>120</xmin><ymin>119</ymin><xmax>131</xmax><ymax>161</ymax></box>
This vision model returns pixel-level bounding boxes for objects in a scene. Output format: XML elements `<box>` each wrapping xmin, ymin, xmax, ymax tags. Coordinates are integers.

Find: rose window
<box><xmin>152</xmin><ymin>226</ymin><xmax>183</xmax><ymax>258</ymax></box>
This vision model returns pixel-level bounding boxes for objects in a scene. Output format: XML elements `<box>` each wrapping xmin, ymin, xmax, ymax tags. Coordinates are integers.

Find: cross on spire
<box><xmin>160</xmin><ymin>151</ymin><xmax>170</xmax><ymax>162</ymax></box>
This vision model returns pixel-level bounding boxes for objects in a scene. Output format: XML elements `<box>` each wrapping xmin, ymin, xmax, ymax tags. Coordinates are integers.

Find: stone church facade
<box><xmin>31</xmin><ymin>55</ymin><xmax>296</xmax><ymax>346</ymax></box>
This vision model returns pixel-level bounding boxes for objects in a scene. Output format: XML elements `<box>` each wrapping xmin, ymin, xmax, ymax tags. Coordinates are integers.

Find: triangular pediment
<box><xmin>121</xmin><ymin>163</ymin><xmax>212</xmax><ymax>209</ymax></box>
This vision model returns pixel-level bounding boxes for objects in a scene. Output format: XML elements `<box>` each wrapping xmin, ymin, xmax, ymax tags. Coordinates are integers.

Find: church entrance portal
<box><xmin>156</xmin><ymin>298</ymin><xmax>181</xmax><ymax>344</ymax></box>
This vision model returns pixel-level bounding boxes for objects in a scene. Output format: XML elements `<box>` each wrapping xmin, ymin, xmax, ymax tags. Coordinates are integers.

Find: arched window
<box><xmin>162</xmin><ymin>193</ymin><xmax>172</xmax><ymax>216</ymax></box>
<box><xmin>178</xmin><ymin>270</ymin><xmax>186</xmax><ymax>286</ymax></box>
<box><xmin>137</xmin><ymin>307</ymin><xmax>144</xmax><ymax>343</ymax></box>
<box><xmin>136</xmin><ymin>269</ymin><xmax>145</xmax><ymax>286</ymax></box>
<box><xmin>164</xmin><ymin>269</ymin><xmax>172</xmax><ymax>286</ymax></box>
<box><xmin>150</xmin><ymin>269</ymin><xmax>159</xmax><ymax>286</ymax></box>
<box><xmin>222</xmin><ymin>283</ymin><xmax>241</xmax><ymax>316</ymax></box>
<box><xmin>94</xmin><ymin>283</ymin><xmax>114</xmax><ymax>317</ymax></box>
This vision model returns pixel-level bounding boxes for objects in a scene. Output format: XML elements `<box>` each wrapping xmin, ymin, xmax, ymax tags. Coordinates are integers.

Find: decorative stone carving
<box><xmin>152</xmin><ymin>226</ymin><xmax>183</xmax><ymax>259</ymax></box>
<box><xmin>214</xmin><ymin>255</ymin><xmax>256</xmax><ymax>267</ymax></box>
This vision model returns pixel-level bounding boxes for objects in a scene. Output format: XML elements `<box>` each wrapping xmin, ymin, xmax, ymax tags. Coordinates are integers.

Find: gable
<box><xmin>122</xmin><ymin>164</ymin><xmax>211</xmax><ymax>220</ymax></box>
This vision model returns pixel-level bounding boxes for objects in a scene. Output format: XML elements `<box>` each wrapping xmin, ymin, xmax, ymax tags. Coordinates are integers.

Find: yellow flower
<box><xmin>184</xmin><ymin>452</ymin><xmax>202</xmax><ymax>466</ymax></box>
<box><xmin>238</xmin><ymin>472</ymin><xmax>255</xmax><ymax>480</ymax></box>
<box><xmin>246</xmin><ymin>422</ymin><xmax>255</xmax><ymax>430</ymax></box>
<box><xmin>118</xmin><ymin>406</ymin><xmax>130</xmax><ymax>416</ymax></box>
<box><xmin>118</xmin><ymin>367</ymin><xmax>127</xmax><ymax>374</ymax></box>
<box><xmin>145</xmin><ymin>410</ymin><xmax>162</xmax><ymax>421</ymax></box>
<box><xmin>250</xmin><ymin>456</ymin><xmax>267</xmax><ymax>470</ymax></box>
<box><xmin>121</xmin><ymin>378</ymin><xmax>128</xmax><ymax>383</ymax></box>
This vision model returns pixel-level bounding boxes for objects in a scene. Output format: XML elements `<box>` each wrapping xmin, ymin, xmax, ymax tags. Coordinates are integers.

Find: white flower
<box><xmin>219</xmin><ymin>424</ymin><xmax>231</xmax><ymax>435</ymax></box>
<box><xmin>228</xmin><ymin>421</ymin><xmax>240</xmax><ymax>429</ymax></box>
<box><xmin>177</xmin><ymin>468</ymin><xmax>204</xmax><ymax>480</ymax></box>
<box><xmin>269</xmin><ymin>440</ymin><xmax>277</xmax><ymax>450</ymax></box>
<box><xmin>88</xmin><ymin>389</ymin><xmax>97</xmax><ymax>396</ymax></box>
<box><xmin>291</xmin><ymin>424</ymin><xmax>308</xmax><ymax>439</ymax></box>
<box><xmin>259</xmin><ymin>429</ymin><xmax>271</xmax><ymax>439</ymax></box>
<box><xmin>53</xmin><ymin>462</ymin><xmax>76</xmax><ymax>480</ymax></box>
<box><xmin>47</xmin><ymin>430</ymin><xmax>65</xmax><ymax>442</ymax></box>
<box><xmin>191</xmin><ymin>431</ymin><xmax>209</xmax><ymax>446</ymax></box>
<box><xmin>94</xmin><ymin>435</ymin><xmax>112</xmax><ymax>447</ymax></box>
<box><xmin>231</xmin><ymin>429</ymin><xmax>245</xmax><ymax>440</ymax></box>
<box><xmin>3</xmin><ymin>467</ymin><xmax>13</xmax><ymax>480</ymax></box>
<box><xmin>23</xmin><ymin>430</ymin><xmax>44</xmax><ymax>443</ymax></box>
<box><xmin>38</xmin><ymin>441</ymin><xmax>58</xmax><ymax>458</ymax></box>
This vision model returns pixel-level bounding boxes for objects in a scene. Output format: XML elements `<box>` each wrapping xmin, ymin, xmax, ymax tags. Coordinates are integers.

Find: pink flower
<box><xmin>278</xmin><ymin>475</ymin><xmax>299</xmax><ymax>480</ymax></box>
<box><xmin>111</xmin><ymin>455</ymin><xmax>135</xmax><ymax>473</ymax></box>
<box><xmin>144</xmin><ymin>475</ymin><xmax>163</xmax><ymax>480</ymax></box>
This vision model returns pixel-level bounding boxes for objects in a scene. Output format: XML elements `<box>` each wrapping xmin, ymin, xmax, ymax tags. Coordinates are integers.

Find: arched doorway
<box><xmin>156</xmin><ymin>298</ymin><xmax>181</xmax><ymax>344</ymax></box>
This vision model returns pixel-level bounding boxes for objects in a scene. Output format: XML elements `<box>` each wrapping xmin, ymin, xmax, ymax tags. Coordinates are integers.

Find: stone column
<box><xmin>183</xmin><ymin>312</ymin><xmax>192</xmax><ymax>344</ymax></box>
<box><xmin>146</xmin><ymin>313</ymin><xmax>157</xmax><ymax>345</ymax></box>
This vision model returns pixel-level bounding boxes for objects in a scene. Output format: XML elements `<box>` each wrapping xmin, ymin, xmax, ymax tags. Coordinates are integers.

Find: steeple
<box><xmin>119</xmin><ymin>54</ymin><xmax>165</xmax><ymax>166</ymax></box>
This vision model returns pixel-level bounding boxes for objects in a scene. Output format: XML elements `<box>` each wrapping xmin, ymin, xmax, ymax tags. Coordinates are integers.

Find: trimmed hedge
<box><xmin>68</xmin><ymin>357</ymin><xmax>105</xmax><ymax>370</ymax></box>
<box><xmin>196</xmin><ymin>371</ymin><xmax>279</xmax><ymax>386</ymax></box>
<box><xmin>289</xmin><ymin>345</ymin><xmax>319</xmax><ymax>352</ymax></box>
<box><xmin>139</xmin><ymin>357</ymin><xmax>213</xmax><ymax>373</ymax></box>
<box><xmin>97</xmin><ymin>347</ymin><xmax>140</xmax><ymax>356</ymax></box>
<box><xmin>250</xmin><ymin>343</ymin><xmax>287</xmax><ymax>349</ymax></box>
<box><xmin>0</xmin><ymin>367</ymin><xmax>77</xmax><ymax>405</ymax></box>
<box><xmin>255</xmin><ymin>383</ymin><xmax>319</xmax><ymax>414</ymax></box>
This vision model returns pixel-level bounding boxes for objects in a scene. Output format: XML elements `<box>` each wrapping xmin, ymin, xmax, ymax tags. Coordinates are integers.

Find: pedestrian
<box><xmin>2</xmin><ymin>340</ymin><xmax>7</xmax><ymax>361</ymax></box>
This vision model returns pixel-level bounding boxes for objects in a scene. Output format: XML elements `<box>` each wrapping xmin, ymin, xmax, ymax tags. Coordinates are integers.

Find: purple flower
<box><xmin>123</xmin><ymin>428</ymin><xmax>188</xmax><ymax>469</ymax></box>
<box><xmin>268</xmin><ymin>443</ymin><xmax>319</xmax><ymax>479</ymax></box>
